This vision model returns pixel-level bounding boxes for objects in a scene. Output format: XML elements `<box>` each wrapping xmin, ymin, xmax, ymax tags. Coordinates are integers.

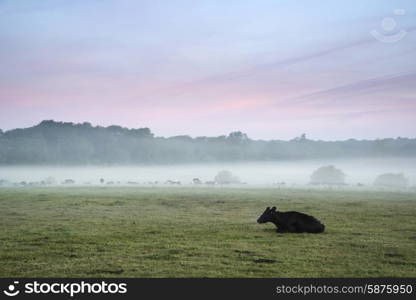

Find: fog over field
<box><xmin>1</xmin><ymin>157</ymin><xmax>415</xmax><ymax>187</ymax></box>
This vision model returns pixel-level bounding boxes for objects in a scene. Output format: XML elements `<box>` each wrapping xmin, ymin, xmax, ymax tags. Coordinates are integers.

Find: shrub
<box><xmin>310</xmin><ymin>165</ymin><xmax>346</xmax><ymax>185</ymax></box>
<box><xmin>214</xmin><ymin>170</ymin><xmax>240</xmax><ymax>184</ymax></box>
<box><xmin>374</xmin><ymin>173</ymin><xmax>408</xmax><ymax>188</ymax></box>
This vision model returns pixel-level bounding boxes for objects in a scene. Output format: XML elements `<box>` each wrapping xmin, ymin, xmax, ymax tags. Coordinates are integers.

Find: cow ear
<box><xmin>266</xmin><ymin>207</ymin><xmax>270</xmax><ymax>211</ymax></box>
<box><xmin>271</xmin><ymin>207</ymin><xmax>276</xmax><ymax>211</ymax></box>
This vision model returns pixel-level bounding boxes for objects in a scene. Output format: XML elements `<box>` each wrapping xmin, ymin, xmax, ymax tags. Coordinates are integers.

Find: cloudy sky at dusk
<box><xmin>0</xmin><ymin>0</ymin><xmax>415</xmax><ymax>140</ymax></box>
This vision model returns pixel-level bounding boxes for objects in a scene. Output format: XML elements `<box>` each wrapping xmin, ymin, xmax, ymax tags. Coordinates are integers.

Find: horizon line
<box><xmin>1</xmin><ymin>119</ymin><xmax>415</xmax><ymax>142</ymax></box>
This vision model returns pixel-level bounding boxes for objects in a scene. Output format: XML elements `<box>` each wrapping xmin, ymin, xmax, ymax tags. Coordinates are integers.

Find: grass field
<box><xmin>0</xmin><ymin>187</ymin><xmax>415</xmax><ymax>277</ymax></box>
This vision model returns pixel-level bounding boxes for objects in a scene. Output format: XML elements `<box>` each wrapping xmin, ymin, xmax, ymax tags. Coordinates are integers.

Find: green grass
<box><xmin>0</xmin><ymin>187</ymin><xmax>415</xmax><ymax>277</ymax></box>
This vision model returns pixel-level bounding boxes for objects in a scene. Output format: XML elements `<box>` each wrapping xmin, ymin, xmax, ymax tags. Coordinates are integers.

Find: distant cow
<box><xmin>165</xmin><ymin>180</ymin><xmax>181</xmax><ymax>185</ymax></box>
<box><xmin>257</xmin><ymin>207</ymin><xmax>325</xmax><ymax>233</ymax></box>
<box><xmin>275</xmin><ymin>182</ymin><xmax>286</xmax><ymax>188</ymax></box>
<box><xmin>62</xmin><ymin>179</ymin><xmax>75</xmax><ymax>185</ymax></box>
<box><xmin>192</xmin><ymin>178</ymin><xmax>202</xmax><ymax>185</ymax></box>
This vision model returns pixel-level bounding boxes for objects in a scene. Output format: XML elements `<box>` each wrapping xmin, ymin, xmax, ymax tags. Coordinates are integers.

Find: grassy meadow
<box><xmin>0</xmin><ymin>187</ymin><xmax>415</xmax><ymax>277</ymax></box>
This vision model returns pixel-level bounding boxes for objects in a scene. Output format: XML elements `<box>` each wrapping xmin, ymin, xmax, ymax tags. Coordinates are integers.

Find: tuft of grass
<box><xmin>0</xmin><ymin>187</ymin><xmax>415</xmax><ymax>277</ymax></box>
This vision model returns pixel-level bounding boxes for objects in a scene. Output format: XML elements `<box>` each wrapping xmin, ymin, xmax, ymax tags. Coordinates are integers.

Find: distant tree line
<box><xmin>0</xmin><ymin>120</ymin><xmax>415</xmax><ymax>165</ymax></box>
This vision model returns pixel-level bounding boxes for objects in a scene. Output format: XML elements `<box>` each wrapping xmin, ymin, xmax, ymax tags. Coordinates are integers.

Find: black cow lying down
<box><xmin>257</xmin><ymin>207</ymin><xmax>325</xmax><ymax>233</ymax></box>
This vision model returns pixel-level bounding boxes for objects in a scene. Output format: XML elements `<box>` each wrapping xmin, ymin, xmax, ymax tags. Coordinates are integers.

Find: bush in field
<box><xmin>43</xmin><ymin>176</ymin><xmax>56</xmax><ymax>185</ymax></box>
<box><xmin>214</xmin><ymin>170</ymin><xmax>240</xmax><ymax>184</ymax></box>
<box><xmin>374</xmin><ymin>173</ymin><xmax>408</xmax><ymax>188</ymax></box>
<box><xmin>310</xmin><ymin>165</ymin><xmax>346</xmax><ymax>185</ymax></box>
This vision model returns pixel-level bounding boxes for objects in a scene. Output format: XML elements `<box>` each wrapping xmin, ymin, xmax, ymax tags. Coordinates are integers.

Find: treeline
<box><xmin>0</xmin><ymin>120</ymin><xmax>415</xmax><ymax>165</ymax></box>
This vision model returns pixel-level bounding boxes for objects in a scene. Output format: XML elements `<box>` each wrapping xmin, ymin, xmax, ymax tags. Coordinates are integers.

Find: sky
<box><xmin>0</xmin><ymin>0</ymin><xmax>415</xmax><ymax>140</ymax></box>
